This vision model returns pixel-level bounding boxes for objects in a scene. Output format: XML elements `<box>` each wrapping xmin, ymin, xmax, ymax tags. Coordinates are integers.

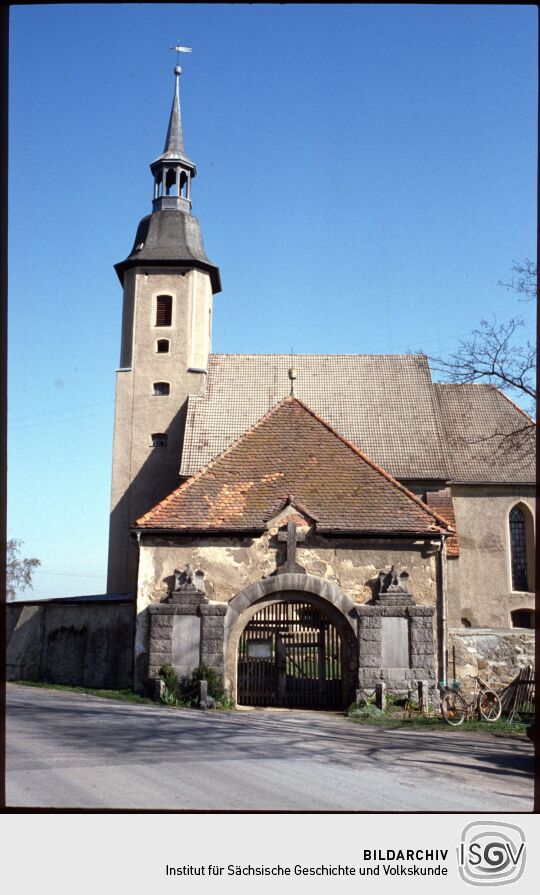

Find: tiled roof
<box><xmin>434</xmin><ymin>384</ymin><xmax>535</xmax><ymax>484</ymax></box>
<box><xmin>424</xmin><ymin>489</ymin><xmax>460</xmax><ymax>557</ymax></box>
<box><xmin>180</xmin><ymin>354</ymin><xmax>450</xmax><ymax>480</ymax></box>
<box><xmin>137</xmin><ymin>398</ymin><xmax>453</xmax><ymax>534</ymax></box>
<box><xmin>179</xmin><ymin>355</ymin><xmax>535</xmax><ymax>485</ymax></box>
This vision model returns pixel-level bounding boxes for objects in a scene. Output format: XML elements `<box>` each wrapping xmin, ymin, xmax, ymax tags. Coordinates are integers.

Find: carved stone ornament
<box><xmin>277</xmin><ymin>521</ymin><xmax>306</xmax><ymax>574</ymax></box>
<box><xmin>378</xmin><ymin>565</ymin><xmax>410</xmax><ymax>595</ymax></box>
<box><xmin>173</xmin><ymin>564</ymin><xmax>205</xmax><ymax>593</ymax></box>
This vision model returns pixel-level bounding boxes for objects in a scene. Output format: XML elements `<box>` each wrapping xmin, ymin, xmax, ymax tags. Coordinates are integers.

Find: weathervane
<box><xmin>169</xmin><ymin>41</ymin><xmax>192</xmax><ymax>72</ymax></box>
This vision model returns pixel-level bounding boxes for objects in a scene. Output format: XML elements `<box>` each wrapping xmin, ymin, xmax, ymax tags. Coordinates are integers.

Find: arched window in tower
<box><xmin>509</xmin><ymin>506</ymin><xmax>530</xmax><ymax>592</ymax></box>
<box><xmin>156</xmin><ymin>339</ymin><xmax>170</xmax><ymax>353</ymax></box>
<box><xmin>153</xmin><ymin>382</ymin><xmax>170</xmax><ymax>396</ymax></box>
<box><xmin>156</xmin><ymin>295</ymin><xmax>172</xmax><ymax>326</ymax></box>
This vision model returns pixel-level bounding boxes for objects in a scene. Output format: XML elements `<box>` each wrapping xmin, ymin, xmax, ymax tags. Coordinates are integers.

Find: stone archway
<box><xmin>225</xmin><ymin>573</ymin><xmax>358</xmax><ymax>707</ymax></box>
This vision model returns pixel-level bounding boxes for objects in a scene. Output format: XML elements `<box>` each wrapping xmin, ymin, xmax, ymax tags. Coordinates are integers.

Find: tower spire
<box><xmin>150</xmin><ymin>49</ymin><xmax>196</xmax><ymax>212</ymax></box>
<box><xmin>163</xmin><ymin>65</ymin><xmax>184</xmax><ymax>156</ymax></box>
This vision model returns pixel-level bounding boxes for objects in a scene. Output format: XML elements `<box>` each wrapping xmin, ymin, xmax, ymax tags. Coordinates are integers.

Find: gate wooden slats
<box><xmin>238</xmin><ymin>600</ymin><xmax>343</xmax><ymax>709</ymax></box>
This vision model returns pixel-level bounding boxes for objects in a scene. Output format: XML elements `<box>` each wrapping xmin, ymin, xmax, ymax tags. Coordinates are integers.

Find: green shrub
<box><xmin>190</xmin><ymin>663</ymin><xmax>226</xmax><ymax>701</ymax></box>
<box><xmin>158</xmin><ymin>662</ymin><xmax>230</xmax><ymax>708</ymax></box>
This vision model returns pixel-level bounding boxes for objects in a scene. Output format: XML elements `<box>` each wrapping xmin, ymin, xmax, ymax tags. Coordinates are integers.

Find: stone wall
<box><xmin>6</xmin><ymin>598</ymin><xmax>134</xmax><ymax>689</ymax></box>
<box><xmin>448</xmin><ymin>629</ymin><xmax>535</xmax><ymax>690</ymax></box>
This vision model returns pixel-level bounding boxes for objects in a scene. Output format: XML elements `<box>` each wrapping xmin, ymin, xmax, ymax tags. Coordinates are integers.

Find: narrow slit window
<box><xmin>153</xmin><ymin>382</ymin><xmax>170</xmax><ymax>396</ymax></box>
<box><xmin>155</xmin><ymin>295</ymin><xmax>172</xmax><ymax>326</ymax></box>
<box><xmin>509</xmin><ymin>507</ymin><xmax>529</xmax><ymax>592</ymax></box>
<box><xmin>151</xmin><ymin>433</ymin><xmax>168</xmax><ymax>447</ymax></box>
<box><xmin>156</xmin><ymin>339</ymin><xmax>170</xmax><ymax>353</ymax></box>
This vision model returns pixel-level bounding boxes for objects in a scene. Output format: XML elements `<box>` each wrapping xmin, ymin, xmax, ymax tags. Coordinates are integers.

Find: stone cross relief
<box><xmin>277</xmin><ymin>521</ymin><xmax>306</xmax><ymax>574</ymax></box>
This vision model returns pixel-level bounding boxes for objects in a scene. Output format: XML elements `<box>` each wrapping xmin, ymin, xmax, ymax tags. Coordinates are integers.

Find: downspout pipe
<box><xmin>438</xmin><ymin>532</ymin><xmax>448</xmax><ymax>689</ymax></box>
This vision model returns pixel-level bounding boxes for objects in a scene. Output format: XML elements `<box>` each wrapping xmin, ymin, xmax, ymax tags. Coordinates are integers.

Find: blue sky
<box><xmin>8</xmin><ymin>4</ymin><xmax>537</xmax><ymax>599</ymax></box>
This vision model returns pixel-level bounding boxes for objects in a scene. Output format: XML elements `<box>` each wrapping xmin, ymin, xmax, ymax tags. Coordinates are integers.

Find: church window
<box><xmin>151</xmin><ymin>433</ymin><xmax>168</xmax><ymax>447</ymax></box>
<box><xmin>511</xmin><ymin>609</ymin><xmax>534</xmax><ymax>629</ymax></box>
<box><xmin>156</xmin><ymin>295</ymin><xmax>172</xmax><ymax>326</ymax></box>
<box><xmin>156</xmin><ymin>339</ymin><xmax>170</xmax><ymax>353</ymax></box>
<box><xmin>153</xmin><ymin>382</ymin><xmax>170</xmax><ymax>396</ymax></box>
<box><xmin>509</xmin><ymin>506</ymin><xmax>530</xmax><ymax>592</ymax></box>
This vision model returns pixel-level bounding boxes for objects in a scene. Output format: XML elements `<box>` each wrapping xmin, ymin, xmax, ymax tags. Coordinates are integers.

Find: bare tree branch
<box><xmin>498</xmin><ymin>259</ymin><xmax>537</xmax><ymax>302</ymax></box>
<box><xmin>428</xmin><ymin>261</ymin><xmax>537</xmax><ymax>420</ymax></box>
<box><xmin>429</xmin><ymin>315</ymin><xmax>536</xmax><ymax>410</ymax></box>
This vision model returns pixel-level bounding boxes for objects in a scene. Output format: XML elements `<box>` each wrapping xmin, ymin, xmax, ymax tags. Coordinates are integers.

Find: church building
<box><xmin>107</xmin><ymin>62</ymin><xmax>535</xmax><ymax>704</ymax></box>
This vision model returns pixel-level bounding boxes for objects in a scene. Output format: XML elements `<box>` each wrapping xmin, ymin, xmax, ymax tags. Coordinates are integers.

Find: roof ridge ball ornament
<box><xmin>288</xmin><ymin>366</ymin><xmax>297</xmax><ymax>397</ymax></box>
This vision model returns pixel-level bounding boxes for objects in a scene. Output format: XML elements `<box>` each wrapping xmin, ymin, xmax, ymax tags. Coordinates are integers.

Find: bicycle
<box><xmin>441</xmin><ymin>675</ymin><xmax>502</xmax><ymax>726</ymax></box>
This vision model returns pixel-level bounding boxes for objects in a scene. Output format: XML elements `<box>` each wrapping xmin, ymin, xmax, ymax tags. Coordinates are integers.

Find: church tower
<box><xmin>107</xmin><ymin>60</ymin><xmax>221</xmax><ymax>594</ymax></box>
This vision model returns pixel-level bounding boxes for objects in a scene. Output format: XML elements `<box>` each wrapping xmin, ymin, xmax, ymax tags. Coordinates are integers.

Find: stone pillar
<box><xmin>357</xmin><ymin>580</ymin><xmax>436</xmax><ymax>695</ymax></box>
<box><xmin>375</xmin><ymin>681</ymin><xmax>386</xmax><ymax>711</ymax></box>
<box><xmin>200</xmin><ymin>603</ymin><xmax>227</xmax><ymax>678</ymax></box>
<box><xmin>147</xmin><ymin>569</ymin><xmax>227</xmax><ymax>689</ymax></box>
<box><xmin>408</xmin><ymin>607</ymin><xmax>436</xmax><ymax>683</ymax></box>
<box><xmin>357</xmin><ymin>612</ymin><xmax>382</xmax><ymax>693</ymax></box>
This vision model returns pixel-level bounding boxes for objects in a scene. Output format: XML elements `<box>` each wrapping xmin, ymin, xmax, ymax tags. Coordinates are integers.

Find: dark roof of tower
<box><xmin>136</xmin><ymin>397</ymin><xmax>453</xmax><ymax>534</ymax></box>
<box><xmin>179</xmin><ymin>355</ymin><xmax>535</xmax><ymax>484</ymax></box>
<box><xmin>114</xmin><ymin>210</ymin><xmax>221</xmax><ymax>293</ymax></box>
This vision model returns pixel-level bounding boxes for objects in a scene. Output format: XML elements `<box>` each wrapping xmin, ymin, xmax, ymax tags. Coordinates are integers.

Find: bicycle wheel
<box><xmin>441</xmin><ymin>691</ymin><xmax>467</xmax><ymax>726</ymax></box>
<box><xmin>478</xmin><ymin>690</ymin><xmax>502</xmax><ymax>722</ymax></box>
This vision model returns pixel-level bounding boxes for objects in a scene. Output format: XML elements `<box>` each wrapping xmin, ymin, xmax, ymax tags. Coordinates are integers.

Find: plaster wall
<box><xmin>107</xmin><ymin>266</ymin><xmax>213</xmax><ymax>594</ymax></box>
<box><xmin>134</xmin><ymin>530</ymin><xmax>439</xmax><ymax>689</ymax></box>
<box><xmin>448</xmin><ymin>486</ymin><xmax>535</xmax><ymax>629</ymax></box>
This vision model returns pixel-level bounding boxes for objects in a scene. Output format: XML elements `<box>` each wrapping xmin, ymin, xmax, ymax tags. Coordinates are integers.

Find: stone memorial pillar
<box><xmin>147</xmin><ymin>565</ymin><xmax>226</xmax><ymax>689</ymax></box>
<box><xmin>357</xmin><ymin>565</ymin><xmax>435</xmax><ymax>697</ymax></box>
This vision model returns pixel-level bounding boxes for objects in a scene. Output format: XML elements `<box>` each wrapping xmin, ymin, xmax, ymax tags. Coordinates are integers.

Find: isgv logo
<box><xmin>458</xmin><ymin>822</ymin><xmax>526</xmax><ymax>886</ymax></box>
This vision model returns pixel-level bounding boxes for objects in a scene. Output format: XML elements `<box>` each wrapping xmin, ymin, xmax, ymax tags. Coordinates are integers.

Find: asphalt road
<box><xmin>6</xmin><ymin>684</ymin><xmax>534</xmax><ymax>811</ymax></box>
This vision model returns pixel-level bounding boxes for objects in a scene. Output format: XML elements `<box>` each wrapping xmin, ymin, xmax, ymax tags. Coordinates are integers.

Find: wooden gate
<box><xmin>237</xmin><ymin>601</ymin><xmax>343</xmax><ymax>708</ymax></box>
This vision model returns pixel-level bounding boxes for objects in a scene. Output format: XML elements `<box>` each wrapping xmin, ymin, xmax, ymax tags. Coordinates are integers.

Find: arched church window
<box><xmin>153</xmin><ymin>382</ymin><xmax>170</xmax><ymax>396</ymax></box>
<box><xmin>151</xmin><ymin>433</ymin><xmax>168</xmax><ymax>447</ymax></box>
<box><xmin>156</xmin><ymin>339</ymin><xmax>170</xmax><ymax>353</ymax></box>
<box><xmin>156</xmin><ymin>295</ymin><xmax>172</xmax><ymax>327</ymax></box>
<box><xmin>510</xmin><ymin>609</ymin><xmax>534</xmax><ymax>629</ymax></box>
<box><xmin>509</xmin><ymin>506</ymin><xmax>529</xmax><ymax>592</ymax></box>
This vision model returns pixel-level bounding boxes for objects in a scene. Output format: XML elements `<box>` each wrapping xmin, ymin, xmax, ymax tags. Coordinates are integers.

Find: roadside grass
<box><xmin>10</xmin><ymin>680</ymin><xmax>155</xmax><ymax>706</ymax></box>
<box><xmin>10</xmin><ymin>679</ymin><xmax>234</xmax><ymax>711</ymax></box>
<box><xmin>347</xmin><ymin>710</ymin><xmax>529</xmax><ymax>738</ymax></box>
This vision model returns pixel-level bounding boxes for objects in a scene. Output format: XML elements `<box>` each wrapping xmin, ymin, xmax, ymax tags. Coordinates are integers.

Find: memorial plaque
<box><xmin>172</xmin><ymin>615</ymin><xmax>201</xmax><ymax>675</ymax></box>
<box><xmin>247</xmin><ymin>639</ymin><xmax>272</xmax><ymax>659</ymax></box>
<box><xmin>381</xmin><ymin>617</ymin><xmax>409</xmax><ymax>668</ymax></box>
